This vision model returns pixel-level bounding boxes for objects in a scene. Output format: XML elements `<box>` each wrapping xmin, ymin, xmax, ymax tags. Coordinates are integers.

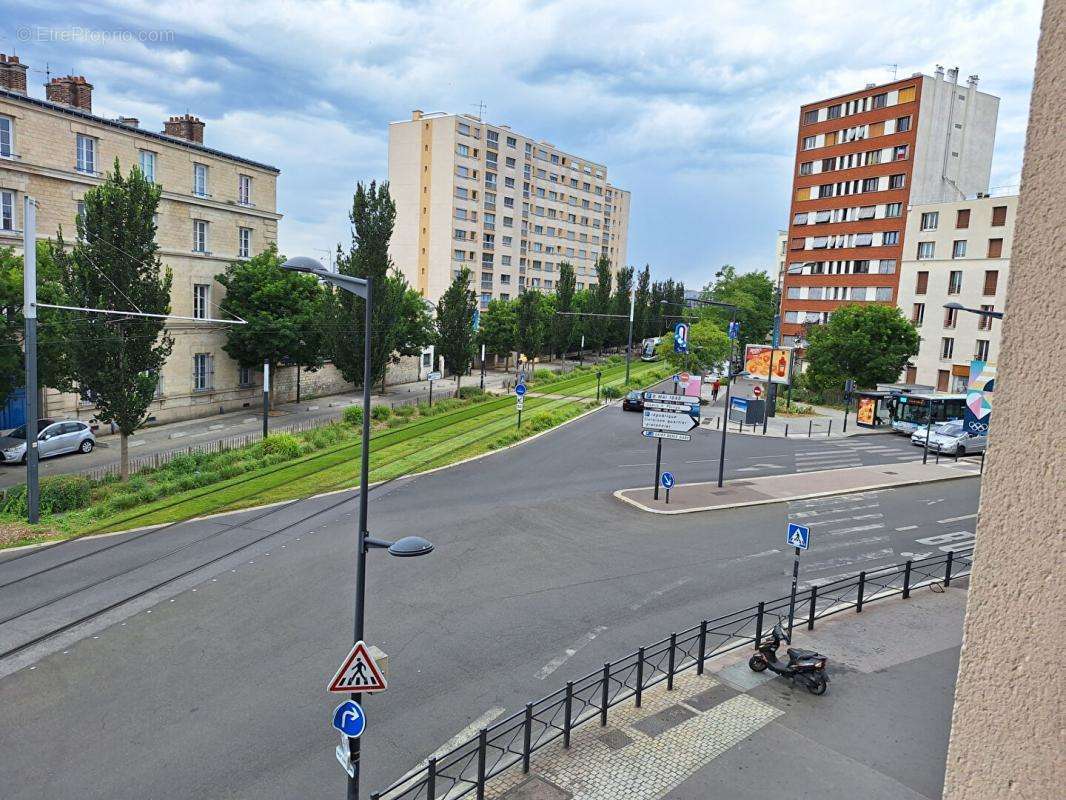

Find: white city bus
<box><xmin>889</xmin><ymin>392</ymin><xmax>967</xmax><ymax>435</ymax></box>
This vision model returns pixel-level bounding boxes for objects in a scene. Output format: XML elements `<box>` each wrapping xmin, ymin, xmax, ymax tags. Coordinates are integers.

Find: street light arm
<box><xmin>281</xmin><ymin>258</ymin><xmax>369</xmax><ymax>299</ymax></box>
<box><xmin>943</xmin><ymin>302</ymin><xmax>1003</xmax><ymax>319</ymax></box>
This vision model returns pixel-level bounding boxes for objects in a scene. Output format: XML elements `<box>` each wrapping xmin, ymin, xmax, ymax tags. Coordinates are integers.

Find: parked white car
<box><xmin>0</xmin><ymin>419</ymin><xmax>96</xmax><ymax>464</ymax></box>
<box><xmin>910</xmin><ymin>421</ymin><xmax>987</xmax><ymax>455</ymax></box>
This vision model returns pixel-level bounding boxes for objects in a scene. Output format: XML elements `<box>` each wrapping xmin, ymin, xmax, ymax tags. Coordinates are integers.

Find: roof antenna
<box><xmin>885</xmin><ymin>63</ymin><xmax>898</xmax><ymax>80</ymax></box>
<box><xmin>472</xmin><ymin>100</ymin><xmax>486</xmax><ymax>121</ymax></box>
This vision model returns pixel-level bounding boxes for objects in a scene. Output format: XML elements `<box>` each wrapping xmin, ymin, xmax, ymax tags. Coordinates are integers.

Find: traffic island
<box><xmin>614</xmin><ymin>461</ymin><xmax>978</xmax><ymax>515</ymax></box>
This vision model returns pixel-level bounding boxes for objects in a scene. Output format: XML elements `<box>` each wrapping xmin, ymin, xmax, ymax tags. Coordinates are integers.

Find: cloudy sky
<box><xmin>5</xmin><ymin>0</ymin><xmax>1043</xmax><ymax>288</ymax></box>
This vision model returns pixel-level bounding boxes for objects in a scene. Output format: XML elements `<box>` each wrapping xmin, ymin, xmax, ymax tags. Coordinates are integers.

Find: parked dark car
<box><xmin>622</xmin><ymin>391</ymin><xmax>644</xmax><ymax>412</ymax></box>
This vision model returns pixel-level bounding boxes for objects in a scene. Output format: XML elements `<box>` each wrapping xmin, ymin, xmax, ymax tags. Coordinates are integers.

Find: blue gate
<box><xmin>0</xmin><ymin>387</ymin><xmax>26</xmax><ymax>431</ymax></box>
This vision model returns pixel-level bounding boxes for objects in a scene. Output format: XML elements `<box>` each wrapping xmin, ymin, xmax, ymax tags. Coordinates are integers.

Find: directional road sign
<box><xmin>328</xmin><ymin>641</ymin><xmax>388</xmax><ymax>693</ymax></box>
<box><xmin>786</xmin><ymin>523</ymin><xmax>811</xmax><ymax>550</ymax></box>
<box><xmin>332</xmin><ymin>700</ymin><xmax>366</xmax><ymax>738</ymax></box>
<box><xmin>644</xmin><ymin>400</ymin><xmax>698</xmax><ymax>412</ymax></box>
<box><xmin>515</xmin><ymin>383</ymin><xmax>527</xmax><ymax>396</ymax></box>
<box><xmin>660</xmin><ymin>471</ymin><xmax>675</xmax><ymax>489</ymax></box>
<box><xmin>644</xmin><ymin>391</ymin><xmax>693</xmax><ymax>403</ymax></box>
<box><xmin>642</xmin><ymin>409</ymin><xmax>698</xmax><ymax>433</ymax></box>
<box><xmin>642</xmin><ymin>430</ymin><xmax>691</xmax><ymax>442</ymax></box>
<box><xmin>426</xmin><ymin>371</ymin><xmax>442</xmax><ymax>381</ymax></box>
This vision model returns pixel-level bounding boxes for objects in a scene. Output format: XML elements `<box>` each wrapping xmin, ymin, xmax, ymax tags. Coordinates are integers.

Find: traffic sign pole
<box><xmin>428</xmin><ymin>378</ymin><xmax>434</xmax><ymax>407</ymax></box>
<box><xmin>652</xmin><ymin>438</ymin><xmax>663</xmax><ymax>500</ymax></box>
<box><xmin>787</xmin><ymin>546</ymin><xmax>801</xmax><ymax>639</ymax></box>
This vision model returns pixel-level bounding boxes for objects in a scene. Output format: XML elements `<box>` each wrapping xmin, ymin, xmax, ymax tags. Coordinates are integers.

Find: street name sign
<box><xmin>642</xmin><ymin>409</ymin><xmax>698</xmax><ymax>433</ymax></box>
<box><xmin>332</xmin><ymin>700</ymin><xmax>367</xmax><ymax>738</ymax></box>
<box><xmin>642</xmin><ymin>430</ymin><xmax>691</xmax><ymax>442</ymax></box>
<box><xmin>645</xmin><ymin>400</ymin><xmax>698</xmax><ymax>412</ymax></box>
<box><xmin>644</xmin><ymin>391</ymin><xmax>693</xmax><ymax>403</ymax></box>
<box><xmin>660</xmin><ymin>471</ymin><xmax>675</xmax><ymax>489</ymax></box>
<box><xmin>328</xmin><ymin>641</ymin><xmax>388</xmax><ymax>693</ymax></box>
<box><xmin>426</xmin><ymin>371</ymin><xmax>442</xmax><ymax>382</ymax></box>
<box><xmin>786</xmin><ymin>523</ymin><xmax>810</xmax><ymax>550</ymax></box>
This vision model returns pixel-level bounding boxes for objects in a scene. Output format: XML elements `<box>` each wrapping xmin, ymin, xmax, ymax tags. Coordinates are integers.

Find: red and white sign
<box><xmin>679</xmin><ymin>371</ymin><xmax>691</xmax><ymax>383</ymax></box>
<box><xmin>753</xmin><ymin>386</ymin><xmax>763</xmax><ymax>398</ymax></box>
<box><xmin>328</xmin><ymin>641</ymin><xmax>388</xmax><ymax>694</ymax></box>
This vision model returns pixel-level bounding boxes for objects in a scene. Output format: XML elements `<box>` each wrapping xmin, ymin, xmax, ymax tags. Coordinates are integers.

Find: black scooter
<box><xmin>748</xmin><ymin>622</ymin><xmax>830</xmax><ymax>695</ymax></box>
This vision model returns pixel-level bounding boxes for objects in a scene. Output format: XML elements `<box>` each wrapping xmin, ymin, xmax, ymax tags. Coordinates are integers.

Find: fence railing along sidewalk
<box><xmin>374</xmin><ymin>546</ymin><xmax>974</xmax><ymax>800</ymax></box>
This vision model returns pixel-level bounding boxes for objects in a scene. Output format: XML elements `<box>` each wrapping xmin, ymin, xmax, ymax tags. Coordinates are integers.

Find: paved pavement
<box><xmin>485</xmin><ymin>587</ymin><xmax>966</xmax><ymax>800</ymax></box>
<box><xmin>0</xmin><ymin>387</ymin><xmax>981</xmax><ymax>798</ymax></box>
<box><xmin>0</xmin><ymin>368</ymin><xmax>524</xmax><ymax>489</ymax></box>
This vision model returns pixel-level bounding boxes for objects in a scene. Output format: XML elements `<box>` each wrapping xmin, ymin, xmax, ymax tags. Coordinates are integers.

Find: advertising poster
<box><xmin>963</xmin><ymin>360</ymin><xmax>995</xmax><ymax>436</ymax></box>
<box><xmin>857</xmin><ymin>396</ymin><xmax>876</xmax><ymax>426</ymax></box>
<box><xmin>743</xmin><ymin>345</ymin><xmax>793</xmax><ymax>385</ymax></box>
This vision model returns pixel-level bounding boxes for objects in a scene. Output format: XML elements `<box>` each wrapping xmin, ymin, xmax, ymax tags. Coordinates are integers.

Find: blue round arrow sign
<box><xmin>515</xmin><ymin>383</ymin><xmax>527</xmax><ymax>396</ymax></box>
<box><xmin>332</xmin><ymin>700</ymin><xmax>366</xmax><ymax>738</ymax></box>
<box><xmin>661</xmin><ymin>471</ymin><xmax>675</xmax><ymax>488</ymax></box>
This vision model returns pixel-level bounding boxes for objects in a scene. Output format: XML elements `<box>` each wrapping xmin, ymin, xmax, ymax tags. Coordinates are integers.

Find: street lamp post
<box><xmin>625</xmin><ymin>289</ymin><xmax>635</xmax><ymax>384</ymax></box>
<box><xmin>281</xmin><ymin>257</ymin><xmax>433</xmax><ymax>800</ymax></box>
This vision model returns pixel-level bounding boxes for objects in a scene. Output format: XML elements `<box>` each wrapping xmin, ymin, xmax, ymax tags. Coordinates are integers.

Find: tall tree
<box><xmin>611</xmin><ymin>265</ymin><xmax>634</xmax><ymax>347</ymax></box>
<box><xmin>550</xmin><ymin>261</ymin><xmax>577</xmax><ymax>358</ymax></box>
<box><xmin>633</xmin><ymin>264</ymin><xmax>651</xmax><ymax>342</ymax></box>
<box><xmin>587</xmin><ymin>257</ymin><xmax>613</xmax><ymax>353</ymax></box>
<box><xmin>804</xmin><ymin>303</ymin><xmax>920</xmax><ymax>394</ymax></box>
<box><xmin>700</xmin><ymin>265</ymin><xmax>775</xmax><ymax>351</ymax></box>
<box><xmin>514</xmin><ymin>289</ymin><xmax>548</xmax><ymax>360</ymax></box>
<box><xmin>215</xmin><ymin>244</ymin><xmax>327</xmax><ymax>401</ymax></box>
<box><xmin>477</xmin><ymin>298</ymin><xmax>517</xmax><ymax>368</ymax></box>
<box><xmin>655</xmin><ymin>320</ymin><xmax>731</xmax><ymax>373</ymax></box>
<box><xmin>329</xmin><ymin>181</ymin><xmax>431</xmax><ymax>391</ymax></box>
<box><xmin>647</xmin><ymin>280</ymin><xmax>665</xmax><ymax>338</ymax></box>
<box><xmin>62</xmin><ymin>159</ymin><xmax>173</xmax><ymax>479</ymax></box>
<box><xmin>435</xmin><ymin>267</ymin><xmax>477</xmax><ymax>395</ymax></box>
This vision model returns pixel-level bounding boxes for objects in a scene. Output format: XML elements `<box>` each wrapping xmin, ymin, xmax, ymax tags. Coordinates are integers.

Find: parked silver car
<box><xmin>0</xmin><ymin>419</ymin><xmax>96</xmax><ymax>464</ymax></box>
<box><xmin>910</xmin><ymin>421</ymin><xmax>987</xmax><ymax>455</ymax></box>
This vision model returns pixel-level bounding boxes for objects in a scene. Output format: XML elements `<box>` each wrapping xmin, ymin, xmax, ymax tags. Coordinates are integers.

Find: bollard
<box><xmin>785</xmin><ymin>423</ymin><xmax>789</xmax><ymax>438</ymax></box>
<box><xmin>476</xmin><ymin>728</ymin><xmax>488</xmax><ymax>799</ymax></box>
<box><xmin>563</xmin><ymin>682</ymin><xmax>574</xmax><ymax>748</ymax></box>
<box><xmin>827</xmin><ymin>420</ymin><xmax>833</xmax><ymax>437</ymax></box>
<box><xmin>808</xmin><ymin>419</ymin><xmax>814</xmax><ymax>437</ymax></box>
<box><xmin>697</xmin><ymin>620</ymin><xmax>708</xmax><ymax>675</ymax></box>
<box><xmin>426</xmin><ymin>758</ymin><xmax>436</xmax><ymax>800</ymax></box>
<box><xmin>522</xmin><ymin>703</ymin><xmax>533</xmax><ymax>773</ymax></box>
<box><xmin>667</xmin><ymin>632</ymin><xmax>677</xmax><ymax>690</ymax></box>
<box><xmin>600</xmin><ymin>664</ymin><xmax>610</xmax><ymax>726</ymax></box>
<box><xmin>635</xmin><ymin>647</ymin><xmax>645</xmax><ymax>707</ymax></box>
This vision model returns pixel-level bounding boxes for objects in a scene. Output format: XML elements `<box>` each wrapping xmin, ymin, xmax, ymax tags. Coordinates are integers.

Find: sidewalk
<box><xmin>486</xmin><ymin>586</ymin><xmax>967</xmax><ymax>800</ymax></box>
<box><xmin>698</xmin><ymin>392</ymin><xmax>883</xmax><ymax>440</ymax></box>
<box><xmin>615</xmin><ymin>460</ymin><xmax>979</xmax><ymax>514</ymax></box>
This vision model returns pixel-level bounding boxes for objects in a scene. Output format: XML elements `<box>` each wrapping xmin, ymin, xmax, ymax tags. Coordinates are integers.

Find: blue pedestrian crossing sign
<box><xmin>786</xmin><ymin>523</ymin><xmax>810</xmax><ymax>550</ymax></box>
<box><xmin>332</xmin><ymin>700</ymin><xmax>366</xmax><ymax>738</ymax></box>
<box><xmin>660</xmin><ymin>471</ymin><xmax>675</xmax><ymax>489</ymax></box>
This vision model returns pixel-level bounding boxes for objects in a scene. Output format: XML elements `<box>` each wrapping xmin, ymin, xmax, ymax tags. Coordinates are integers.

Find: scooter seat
<box><xmin>787</xmin><ymin>647</ymin><xmax>822</xmax><ymax>661</ymax></box>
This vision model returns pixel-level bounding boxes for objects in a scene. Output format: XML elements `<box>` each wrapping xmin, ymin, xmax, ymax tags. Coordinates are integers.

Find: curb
<box><xmin>613</xmin><ymin>466</ymin><xmax>978</xmax><ymax>515</ymax></box>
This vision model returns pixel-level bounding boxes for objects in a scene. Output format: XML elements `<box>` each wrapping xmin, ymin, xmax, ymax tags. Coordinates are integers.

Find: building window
<box><xmin>991</xmin><ymin>205</ymin><xmax>1008</xmax><ymax>226</ymax></box>
<box><xmin>917</xmin><ymin>241</ymin><xmax>935</xmax><ymax>260</ymax></box>
<box><xmin>0</xmin><ymin>115</ymin><xmax>11</xmax><ymax>158</ymax></box>
<box><xmin>952</xmin><ymin>240</ymin><xmax>967</xmax><ymax>259</ymax></box>
<box><xmin>793</xmin><ymin>212</ymin><xmax>808</xmax><ymax>225</ymax></box>
<box><xmin>239</xmin><ymin>174</ymin><xmax>252</xmax><ymax>205</ymax></box>
<box><xmin>802</xmin><ymin>136</ymin><xmax>817</xmax><ymax>150</ymax></box>
<box><xmin>872</xmin><ymin>93</ymin><xmax>888</xmax><ymax>109</ymax></box>
<box><xmin>888</xmin><ymin>174</ymin><xmax>905</xmax><ymax>189</ymax></box>
<box><xmin>875</xmin><ymin>287</ymin><xmax>893</xmax><ymax>301</ymax></box>
<box><xmin>920</xmin><ymin>211</ymin><xmax>939</xmax><ymax>230</ymax></box>
<box><xmin>956</xmin><ymin>208</ymin><xmax>971</xmax><ymax>228</ymax></box>
<box><xmin>885</xmin><ymin>203</ymin><xmax>902</xmax><ymax>218</ymax></box>
<box><xmin>193</xmin><ymin>163</ymin><xmax>209</xmax><ymax>197</ymax></box>
<box><xmin>239</xmin><ymin>227</ymin><xmax>252</xmax><ymax>258</ymax></box>
<box><xmin>896</xmin><ymin>116</ymin><xmax>911</xmax><ymax>132</ymax></box>
<box><xmin>0</xmin><ymin>190</ymin><xmax>13</xmax><ymax>231</ymax></box>
<box><xmin>912</xmin><ymin>303</ymin><xmax>925</xmax><ymax>324</ymax></box>
<box><xmin>798</xmin><ymin>161</ymin><xmax>813</xmax><ymax>176</ymax></box>
<box><xmin>975</xmin><ymin>339</ymin><xmax>990</xmax><ymax>361</ymax></box>
<box><xmin>193</xmin><ymin>220</ymin><xmax>208</xmax><ymax>253</ymax></box>
<box><xmin>139</xmin><ymin>150</ymin><xmax>156</xmax><ymax>182</ymax></box>
<box><xmin>238</xmin><ymin>365</ymin><xmax>252</xmax><ymax>387</ymax></box>
<box><xmin>76</xmin><ymin>134</ymin><xmax>96</xmax><ymax>174</ymax></box>
<box><xmin>978</xmin><ymin>305</ymin><xmax>995</xmax><ymax>330</ymax></box>
<box><xmin>986</xmin><ymin>238</ymin><xmax>1004</xmax><ymax>259</ymax></box>
<box><xmin>862</xmin><ymin>177</ymin><xmax>879</xmax><ymax>192</ymax></box>
<box><xmin>982</xmin><ymin>270</ymin><xmax>999</xmax><ymax>295</ymax></box>
<box><xmin>193</xmin><ymin>353</ymin><xmax>214</xmax><ymax>391</ymax></box>
<box><xmin>818</xmin><ymin>184</ymin><xmax>834</xmax><ymax>198</ymax></box>
<box><xmin>882</xmin><ymin>231</ymin><xmax>900</xmax><ymax>245</ymax></box>
<box><xmin>854</xmin><ymin>233</ymin><xmax>873</xmax><ymax>247</ymax></box>
<box><xmin>941</xmin><ymin>338</ymin><xmax>954</xmax><ymax>359</ymax></box>
<box><xmin>858</xmin><ymin>206</ymin><xmax>876</xmax><ymax>220</ymax></box>
<box><xmin>916</xmin><ymin>271</ymin><xmax>929</xmax><ymax>294</ymax></box>
<box><xmin>948</xmin><ymin>270</ymin><xmax>963</xmax><ymax>294</ymax></box>
<box><xmin>879</xmin><ymin>259</ymin><xmax>897</xmax><ymax>274</ymax></box>
<box><xmin>802</xmin><ymin>109</ymin><xmax>819</xmax><ymax>125</ymax></box>
<box><xmin>193</xmin><ymin>284</ymin><xmax>211</xmax><ymax>319</ymax></box>
<box><xmin>944</xmin><ymin>306</ymin><xmax>958</xmax><ymax>328</ymax></box>
<box><xmin>894</xmin><ymin>145</ymin><xmax>909</xmax><ymax>160</ymax></box>
<box><xmin>827</xmin><ymin>104</ymin><xmax>842</xmax><ymax>120</ymax></box>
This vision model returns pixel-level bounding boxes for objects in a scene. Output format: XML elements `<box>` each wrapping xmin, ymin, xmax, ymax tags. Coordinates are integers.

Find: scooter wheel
<box><xmin>748</xmin><ymin>655</ymin><xmax>769</xmax><ymax>672</ymax></box>
<box><xmin>807</xmin><ymin>674</ymin><xmax>829</xmax><ymax>695</ymax></box>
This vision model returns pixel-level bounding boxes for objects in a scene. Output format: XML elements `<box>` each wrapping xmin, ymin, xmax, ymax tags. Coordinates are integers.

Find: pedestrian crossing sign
<box><xmin>328</xmin><ymin>640</ymin><xmax>388</xmax><ymax>693</ymax></box>
<box><xmin>787</xmin><ymin>523</ymin><xmax>810</xmax><ymax>550</ymax></box>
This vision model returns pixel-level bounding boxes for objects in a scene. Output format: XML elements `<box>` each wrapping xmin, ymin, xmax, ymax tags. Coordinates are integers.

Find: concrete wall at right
<box><xmin>942</xmin><ymin>2</ymin><xmax>1066</xmax><ymax>796</ymax></box>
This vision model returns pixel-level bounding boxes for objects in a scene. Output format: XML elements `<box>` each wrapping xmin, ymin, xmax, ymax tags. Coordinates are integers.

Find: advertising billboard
<box><xmin>963</xmin><ymin>360</ymin><xmax>995</xmax><ymax>436</ymax></box>
<box><xmin>743</xmin><ymin>345</ymin><xmax>793</xmax><ymax>385</ymax></box>
<box><xmin>857</xmin><ymin>396</ymin><xmax>876</xmax><ymax>426</ymax></box>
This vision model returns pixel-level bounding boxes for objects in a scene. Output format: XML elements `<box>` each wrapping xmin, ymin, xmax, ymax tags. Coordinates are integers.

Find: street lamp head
<box><xmin>281</xmin><ymin>256</ymin><xmax>327</xmax><ymax>274</ymax></box>
<box><xmin>387</xmin><ymin>535</ymin><xmax>435</xmax><ymax>558</ymax></box>
<box><xmin>943</xmin><ymin>302</ymin><xmax>965</xmax><ymax>311</ymax></box>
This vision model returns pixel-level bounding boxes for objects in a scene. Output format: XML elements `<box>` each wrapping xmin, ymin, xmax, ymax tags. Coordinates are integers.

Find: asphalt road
<box><xmin>0</xmin><ymin>391</ymin><xmax>980</xmax><ymax>799</ymax></box>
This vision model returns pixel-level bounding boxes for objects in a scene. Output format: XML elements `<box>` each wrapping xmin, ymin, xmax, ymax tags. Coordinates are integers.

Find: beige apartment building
<box><xmin>895</xmin><ymin>193</ymin><xmax>1015</xmax><ymax>391</ymax></box>
<box><xmin>388</xmin><ymin>111</ymin><xmax>631</xmax><ymax>307</ymax></box>
<box><xmin>0</xmin><ymin>55</ymin><xmax>356</xmax><ymax>425</ymax></box>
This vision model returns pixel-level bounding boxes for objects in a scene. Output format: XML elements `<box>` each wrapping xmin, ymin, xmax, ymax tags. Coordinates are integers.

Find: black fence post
<box><xmin>635</xmin><ymin>647</ymin><xmax>645</xmax><ymax>708</ymax></box>
<box><xmin>754</xmin><ymin>602</ymin><xmax>765</xmax><ymax>646</ymax></box>
<box><xmin>903</xmin><ymin>560</ymin><xmax>912</xmax><ymax>598</ymax></box>
<box><xmin>807</xmin><ymin>585</ymin><xmax>818</xmax><ymax>630</ymax></box>
<box><xmin>945</xmin><ymin>550</ymin><xmax>954</xmax><ymax>587</ymax></box>
<box><xmin>600</xmin><ymin>664</ymin><xmax>610</xmax><ymax>726</ymax></box>
<box><xmin>522</xmin><ymin>703</ymin><xmax>533</xmax><ymax>773</ymax></box>
<box><xmin>563</xmin><ymin>682</ymin><xmax>574</xmax><ymax>748</ymax></box>
<box><xmin>426</xmin><ymin>757</ymin><xmax>436</xmax><ymax>800</ymax></box>
<box><xmin>827</xmin><ymin>420</ymin><xmax>833</xmax><ymax>437</ymax></box>
<box><xmin>808</xmin><ymin>420</ymin><xmax>813</xmax><ymax>438</ymax></box>
<box><xmin>856</xmin><ymin>571</ymin><xmax>866</xmax><ymax>612</ymax></box>
<box><xmin>667</xmin><ymin>633</ymin><xmax>677</xmax><ymax>691</ymax></box>
<box><xmin>476</xmin><ymin>728</ymin><xmax>487</xmax><ymax>800</ymax></box>
<box><xmin>697</xmin><ymin>620</ymin><xmax>708</xmax><ymax>675</ymax></box>
<box><xmin>785</xmin><ymin>423</ymin><xmax>789</xmax><ymax>438</ymax></box>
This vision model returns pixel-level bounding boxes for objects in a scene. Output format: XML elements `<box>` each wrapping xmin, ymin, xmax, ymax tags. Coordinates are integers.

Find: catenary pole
<box><xmin>23</xmin><ymin>196</ymin><xmax>39</xmax><ymax>524</ymax></box>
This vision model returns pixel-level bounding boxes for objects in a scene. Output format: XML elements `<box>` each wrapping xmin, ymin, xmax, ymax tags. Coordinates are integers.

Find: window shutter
<box><xmin>987</xmin><ymin>238</ymin><xmax>1003</xmax><ymax>258</ymax></box>
<box><xmin>991</xmin><ymin>206</ymin><xmax>1007</xmax><ymax>226</ymax></box>
<box><xmin>983</xmin><ymin>270</ymin><xmax>999</xmax><ymax>295</ymax></box>
<box><xmin>869</xmin><ymin>121</ymin><xmax>885</xmax><ymax>137</ymax></box>
<box><xmin>898</xmin><ymin>86</ymin><xmax>917</xmax><ymax>103</ymax></box>
<box><xmin>956</xmin><ymin>209</ymin><xmax>970</xmax><ymax>228</ymax></box>
<box><xmin>916</xmin><ymin>271</ymin><xmax>929</xmax><ymax>294</ymax></box>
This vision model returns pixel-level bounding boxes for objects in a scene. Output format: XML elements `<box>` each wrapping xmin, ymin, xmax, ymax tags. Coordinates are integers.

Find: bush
<box><xmin>393</xmin><ymin>404</ymin><xmax>416</xmax><ymax>418</ymax></box>
<box><xmin>260</xmin><ymin>433</ymin><xmax>301</xmax><ymax>460</ymax></box>
<box><xmin>602</xmin><ymin>385</ymin><xmax>623</xmax><ymax>399</ymax></box>
<box><xmin>457</xmin><ymin>386</ymin><xmax>488</xmax><ymax>401</ymax></box>
<box><xmin>342</xmin><ymin>405</ymin><xmax>363</xmax><ymax>426</ymax></box>
<box><xmin>532</xmin><ymin>368</ymin><xmax>555</xmax><ymax>383</ymax></box>
<box><xmin>371</xmin><ymin>405</ymin><xmax>391</xmax><ymax>421</ymax></box>
<box><xmin>0</xmin><ymin>474</ymin><xmax>94</xmax><ymax>516</ymax></box>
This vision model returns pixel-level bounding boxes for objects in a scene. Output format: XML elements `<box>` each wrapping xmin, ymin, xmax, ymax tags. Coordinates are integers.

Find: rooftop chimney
<box><xmin>115</xmin><ymin>116</ymin><xmax>140</xmax><ymax>128</ymax></box>
<box><xmin>935</xmin><ymin>65</ymin><xmax>945</xmax><ymax>80</ymax></box>
<box><xmin>46</xmin><ymin>75</ymin><xmax>93</xmax><ymax>112</ymax></box>
<box><xmin>163</xmin><ymin>114</ymin><xmax>205</xmax><ymax>144</ymax></box>
<box><xmin>947</xmin><ymin>66</ymin><xmax>959</xmax><ymax>84</ymax></box>
<box><xmin>412</xmin><ymin>109</ymin><xmax>423</xmax><ymax>120</ymax></box>
<box><xmin>968</xmin><ymin>74</ymin><xmax>979</xmax><ymax>89</ymax></box>
<box><xmin>0</xmin><ymin>54</ymin><xmax>29</xmax><ymax>95</ymax></box>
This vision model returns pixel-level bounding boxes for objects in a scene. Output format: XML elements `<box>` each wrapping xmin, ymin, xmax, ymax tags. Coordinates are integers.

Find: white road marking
<box><xmin>788</xmin><ymin>503</ymin><xmax>880</xmax><ymax>519</ymax></box>
<box><xmin>915</xmin><ymin>531</ymin><xmax>974</xmax><ymax>546</ymax></box>
<box><xmin>927</xmin><ymin>498</ymin><xmax>946</xmax><ymax>505</ymax></box>
<box><xmin>629</xmin><ymin>577</ymin><xmax>693</xmax><ymax>612</ymax></box>
<box><xmin>618</xmin><ymin>463</ymin><xmax>655</xmax><ymax>468</ymax></box>
<box><xmin>796</xmin><ymin>463</ymin><xmax>862</xmax><ymax>472</ymax></box>
<box><xmin>895</xmin><ymin>525</ymin><xmax>919</xmax><ymax>531</ymax></box>
<box><xmin>808</xmin><ymin>535</ymin><xmax>889</xmax><ymax>551</ymax></box>
<box><xmin>803</xmin><ymin>548</ymin><xmax>895</xmax><ymax>572</ymax></box>
<box><xmin>937</xmin><ymin>513</ymin><xmax>977</xmax><ymax>524</ymax></box>
<box><xmin>736</xmin><ymin>467</ymin><xmax>760</xmax><ymax>472</ymax></box>
<box><xmin>824</xmin><ymin>523</ymin><xmax>885</xmax><ymax>536</ymax></box>
<box><xmin>805</xmin><ymin>513</ymin><xmax>884</xmax><ymax>527</ymax></box>
<box><xmin>536</xmin><ymin>626</ymin><xmax>609</xmax><ymax>680</ymax></box>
